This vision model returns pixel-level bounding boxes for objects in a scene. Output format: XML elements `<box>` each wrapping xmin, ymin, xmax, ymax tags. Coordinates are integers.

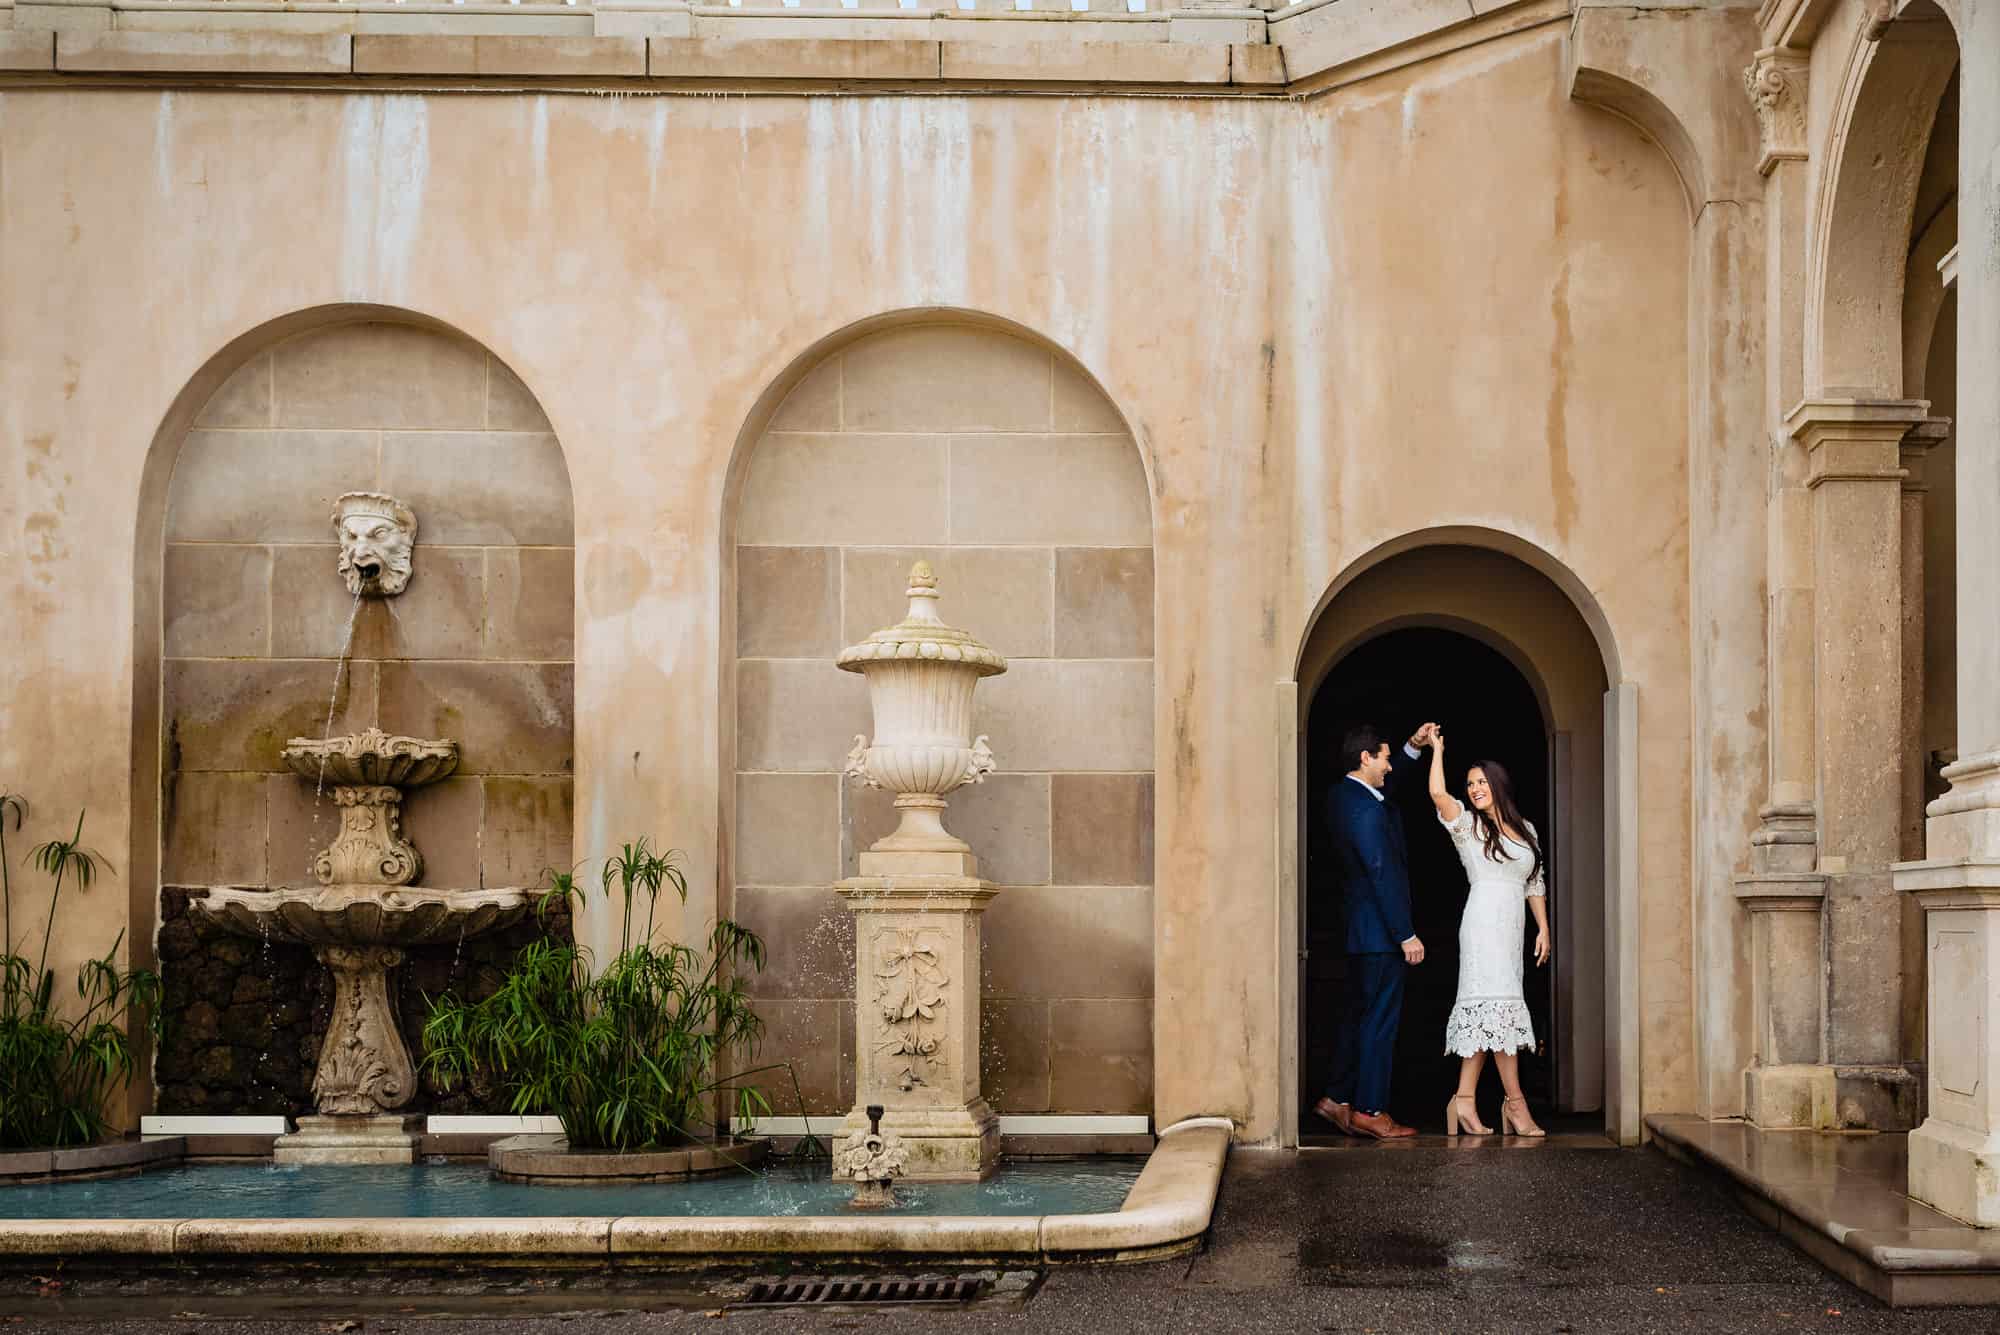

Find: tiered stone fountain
<box><xmin>835</xmin><ymin>561</ymin><xmax>1007</xmax><ymax>1181</ymax></box>
<box><xmin>191</xmin><ymin>494</ymin><xmax>529</xmax><ymax>1164</ymax></box>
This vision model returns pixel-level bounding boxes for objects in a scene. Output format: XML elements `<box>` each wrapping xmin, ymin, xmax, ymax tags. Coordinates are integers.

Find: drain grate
<box><xmin>737</xmin><ymin>1276</ymin><xmax>988</xmax><ymax>1307</ymax></box>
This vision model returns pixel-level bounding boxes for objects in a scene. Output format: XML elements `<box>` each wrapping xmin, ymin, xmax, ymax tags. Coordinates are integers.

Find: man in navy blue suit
<box><xmin>1312</xmin><ymin>721</ymin><xmax>1434</xmax><ymax>1139</ymax></box>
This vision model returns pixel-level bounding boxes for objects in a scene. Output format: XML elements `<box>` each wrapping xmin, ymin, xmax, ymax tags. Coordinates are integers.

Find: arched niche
<box><xmin>721</xmin><ymin>314</ymin><xmax>1156</xmax><ymax>1120</ymax></box>
<box><xmin>134</xmin><ymin>308</ymin><xmax>576</xmax><ymax>1118</ymax></box>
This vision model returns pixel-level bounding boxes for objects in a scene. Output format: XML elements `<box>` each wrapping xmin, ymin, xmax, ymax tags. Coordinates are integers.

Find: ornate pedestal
<box><xmin>834</xmin><ymin>563</ymin><xmax>1006</xmax><ymax>1181</ymax></box>
<box><xmin>836</xmin><ymin>871</ymin><xmax>999</xmax><ymax>1181</ymax></box>
<box><xmin>1895</xmin><ymin>751</ymin><xmax>2000</xmax><ymax>1225</ymax></box>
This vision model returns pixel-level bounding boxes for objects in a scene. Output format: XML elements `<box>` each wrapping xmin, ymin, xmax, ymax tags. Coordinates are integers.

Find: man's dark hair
<box><xmin>1341</xmin><ymin>725</ymin><xmax>1388</xmax><ymax>771</ymax></box>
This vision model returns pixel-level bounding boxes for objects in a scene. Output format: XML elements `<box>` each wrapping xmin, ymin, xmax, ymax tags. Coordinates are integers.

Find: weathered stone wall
<box><xmin>152</xmin><ymin>321</ymin><xmax>575</xmax><ymax>1115</ymax></box>
<box><xmin>732</xmin><ymin>323</ymin><xmax>1154</xmax><ymax>1116</ymax></box>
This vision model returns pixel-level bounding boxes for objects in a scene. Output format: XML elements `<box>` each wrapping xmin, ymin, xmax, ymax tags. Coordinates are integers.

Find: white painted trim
<box><xmin>140</xmin><ymin>1115</ymin><xmax>288</xmax><ymax>1137</ymax></box>
<box><xmin>731</xmin><ymin>1114</ymin><xmax>1151</xmax><ymax>1136</ymax></box>
<box><xmin>1939</xmin><ymin>244</ymin><xmax>1959</xmax><ymax>290</ymax></box>
<box><xmin>425</xmin><ymin>1115</ymin><xmax>564</xmax><ymax>1134</ymax></box>
<box><xmin>1000</xmin><ymin>1115</ymin><xmax>1151</xmax><ymax>1134</ymax></box>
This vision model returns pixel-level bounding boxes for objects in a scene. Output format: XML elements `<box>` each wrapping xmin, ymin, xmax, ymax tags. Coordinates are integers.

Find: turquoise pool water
<box><xmin>0</xmin><ymin>1159</ymin><xmax>1142</xmax><ymax>1220</ymax></box>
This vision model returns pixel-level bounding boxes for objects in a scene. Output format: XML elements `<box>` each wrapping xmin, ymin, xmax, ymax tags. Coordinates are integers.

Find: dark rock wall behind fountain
<box><xmin>154</xmin><ymin>321</ymin><xmax>576</xmax><ymax>1117</ymax></box>
<box><xmin>154</xmin><ymin>889</ymin><xmax>574</xmax><ymax>1116</ymax></box>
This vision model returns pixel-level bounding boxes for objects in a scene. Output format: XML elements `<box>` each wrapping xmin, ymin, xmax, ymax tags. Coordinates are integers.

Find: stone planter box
<box><xmin>488</xmin><ymin>1133</ymin><xmax>769</xmax><ymax>1184</ymax></box>
<box><xmin>0</xmin><ymin>1136</ymin><xmax>185</xmax><ymax>1186</ymax></box>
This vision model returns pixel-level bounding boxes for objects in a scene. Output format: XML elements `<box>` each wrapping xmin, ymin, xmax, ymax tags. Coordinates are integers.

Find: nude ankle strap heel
<box><xmin>1501</xmin><ymin>1096</ymin><xmax>1546</xmax><ymax>1138</ymax></box>
<box><xmin>1445</xmin><ymin>1094</ymin><xmax>1492</xmax><ymax>1136</ymax></box>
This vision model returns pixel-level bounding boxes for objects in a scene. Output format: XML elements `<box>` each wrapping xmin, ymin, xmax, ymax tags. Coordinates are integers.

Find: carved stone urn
<box><xmin>191</xmin><ymin>729</ymin><xmax>527</xmax><ymax>1164</ymax></box>
<box><xmin>834</xmin><ymin>562</ymin><xmax>1006</xmax><ymax>1180</ymax></box>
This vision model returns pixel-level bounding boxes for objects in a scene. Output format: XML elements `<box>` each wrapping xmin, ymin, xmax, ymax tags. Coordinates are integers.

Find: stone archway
<box><xmin>1280</xmin><ymin>540</ymin><xmax>1624</xmax><ymax>1143</ymax></box>
<box><xmin>1808</xmin><ymin>3</ymin><xmax>1960</xmax><ymax>398</ymax></box>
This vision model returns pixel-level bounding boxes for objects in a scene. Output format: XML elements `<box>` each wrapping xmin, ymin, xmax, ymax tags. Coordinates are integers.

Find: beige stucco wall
<box><xmin>0</xmin><ymin>19</ymin><xmax>1697</xmax><ymax>1139</ymax></box>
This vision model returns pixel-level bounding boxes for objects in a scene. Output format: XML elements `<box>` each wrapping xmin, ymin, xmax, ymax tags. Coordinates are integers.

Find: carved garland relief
<box><xmin>872</xmin><ymin>926</ymin><xmax>950</xmax><ymax>1092</ymax></box>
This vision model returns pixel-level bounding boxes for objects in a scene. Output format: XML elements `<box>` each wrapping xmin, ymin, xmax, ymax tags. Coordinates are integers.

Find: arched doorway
<box><xmin>1289</xmin><ymin>541</ymin><xmax>1615</xmax><ymax>1139</ymax></box>
<box><xmin>1304</xmin><ymin>629</ymin><xmax>1553</xmax><ymax>1129</ymax></box>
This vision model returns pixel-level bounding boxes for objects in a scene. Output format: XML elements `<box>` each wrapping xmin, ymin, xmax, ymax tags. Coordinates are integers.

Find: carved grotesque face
<box><xmin>333</xmin><ymin>494</ymin><xmax>417</xmax><ymax>596</ymax></box>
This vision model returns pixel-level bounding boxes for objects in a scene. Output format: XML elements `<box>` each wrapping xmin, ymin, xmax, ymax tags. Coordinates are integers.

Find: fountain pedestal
<box><xmin>191</xmin><ymin>729</ymin><xmax>527</xmax><ymax>1166</ymax></box>
<box><xmin>836</xmin><ymin>872</ymin><xmax>999</xmax><ymax>1181</ymax></box>
<box><xmin>834</xmin><ymin>563</ymin><xmax>1006</xmax><ymax>1182</ymax></box>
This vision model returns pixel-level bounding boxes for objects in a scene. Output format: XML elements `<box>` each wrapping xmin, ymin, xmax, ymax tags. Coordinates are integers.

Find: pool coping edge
<box><xmin>0</xmin><ymin>1117</ymin><xmax>1232</xmax><ymax>1264</ymax></box>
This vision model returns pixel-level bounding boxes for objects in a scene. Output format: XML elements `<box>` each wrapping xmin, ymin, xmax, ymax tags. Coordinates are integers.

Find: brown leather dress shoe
<box><xmin>1311</xmin><ymin>1098</ymin><xmax>1355</xmax><ymax>1135</ymax></box>
<box><xmin>1349</xmin><ymin>1109</ymin><xmax>1418</xmax><ymax>1139</ymax></box>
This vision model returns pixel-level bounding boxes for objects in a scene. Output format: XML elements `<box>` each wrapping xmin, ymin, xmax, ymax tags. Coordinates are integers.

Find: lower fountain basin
<box><xmin>490</xmin><ymin>1134</ymin><xmax>772</xmax><ymax>1185</ymax></box>
<box><xmin>191</xmin><ymin>885</ymin><xmax>529</xmax><ymax>948</ymax></box>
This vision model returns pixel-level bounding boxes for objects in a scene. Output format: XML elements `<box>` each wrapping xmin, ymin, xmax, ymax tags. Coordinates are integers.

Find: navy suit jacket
<box><xmin>1328</xmin><ymin>755</ymin><xmax>1417</xmax><ymax>954</ymax></box>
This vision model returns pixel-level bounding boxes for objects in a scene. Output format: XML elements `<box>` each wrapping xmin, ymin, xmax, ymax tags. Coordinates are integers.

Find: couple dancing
<box><xmin>1312</xmin><ymin>721</ymin><xmax>1552</xmax><ymax>1140</ymax></box>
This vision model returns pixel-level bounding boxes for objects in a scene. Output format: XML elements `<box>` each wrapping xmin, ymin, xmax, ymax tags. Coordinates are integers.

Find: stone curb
<box><xmin>0</xmin><ymin>1136</ymin><xmax>185</xmax><ymax>1186</ymax></box>
<box><xmin>0</xmin><ymin>1118</ymin><xmax>1230</xmax><ymax>1265</ymax></box>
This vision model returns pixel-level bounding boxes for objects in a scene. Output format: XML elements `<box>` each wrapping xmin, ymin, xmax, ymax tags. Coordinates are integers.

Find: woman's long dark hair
<box><xmin>1467</xmin><ymin>759</ymin><xmax>1544</xmax><ymax>887</ymax></box>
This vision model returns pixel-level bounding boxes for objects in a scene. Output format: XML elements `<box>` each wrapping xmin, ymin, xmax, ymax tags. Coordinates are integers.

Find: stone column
<box><xmin>1734</xmin><ymin>877</ymin><xmax>1829</xmax><ymax>1124</ymax></box>
<box><xmin>1739</xmin><ymin>49</ymin><xmax>1829</xmax><ymax>1123</ymax></box>
<box><xmin>1900</xmin><ymin>420</ymin><xmax>1950</xmax><ymax>861</ymax></box>
<box><xmin>1897</xmin><ymin>0</ymin><xmax>2000</xmax><ymax>1224</ymax></box>
<box><xmin>1897</xmin><ymin>419</ymin><xmax>1949</xmax><ymax>1067</ymax></box>
<box><xmin>1789</xmin><ymin>397</ymin><xmax>1926</xmax><ymax>1128</ymax></box>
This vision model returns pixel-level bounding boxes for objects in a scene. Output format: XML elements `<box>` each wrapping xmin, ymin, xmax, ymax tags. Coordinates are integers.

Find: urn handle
<box><xmin>843</xmin><ymin>734</ymin><xmax>876</xmax><ymax>786</ymax></box>
<box><xmin>965</xmin><ymin>735</ymin><xmax>997</xmax><ymax>787</ymax></box>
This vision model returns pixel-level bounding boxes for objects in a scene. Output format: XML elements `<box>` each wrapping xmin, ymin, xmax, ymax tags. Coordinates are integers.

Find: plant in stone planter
<box><xmin>421</xmin><ymin>839</ymin><xmax>773</xmax><ymax>1152</ymax></box>
<box><xmin>0</xmin><ymin>801</ymin><xmax>164</xmax><ymax>1149</ymax></box>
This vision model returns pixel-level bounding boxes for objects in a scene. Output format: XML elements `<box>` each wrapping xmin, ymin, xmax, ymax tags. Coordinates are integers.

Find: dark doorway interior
<box><xmin>1301</xmin><ymin>627</ymin><xmax>1553</xmax><ymax>1134</ymax></box>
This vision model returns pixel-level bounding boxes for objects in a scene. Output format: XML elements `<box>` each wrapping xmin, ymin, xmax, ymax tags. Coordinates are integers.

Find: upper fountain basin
<box><xmin>191</xmin><ymin>885</ymin><xmax>528</xmax><ymax>948</ymax></box>
<box><xmin>282</xmin><ymin>729</ymin><xmax>458</xmax><ymax>789</ymax></box>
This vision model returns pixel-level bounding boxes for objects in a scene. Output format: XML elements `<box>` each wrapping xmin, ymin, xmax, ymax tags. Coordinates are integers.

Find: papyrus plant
<box><xmin>421</xmin><ymin>838</ymin><xmax>774</xmax><ymax>1151</ymax></box>
<box><xmin>0</xmin><ymin>800</ymin><xmax>163</xmax><ymax>1149</ymax></box>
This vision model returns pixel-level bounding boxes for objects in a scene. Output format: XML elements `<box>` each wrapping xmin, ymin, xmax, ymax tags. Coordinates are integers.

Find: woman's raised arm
<box><xmin>1428</xmin><ymin>728</ymin><xmax>1462</xmax><ymax>823</ymax></box>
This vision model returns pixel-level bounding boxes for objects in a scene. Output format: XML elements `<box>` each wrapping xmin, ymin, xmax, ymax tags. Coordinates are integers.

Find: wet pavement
<box><xmin>6</xmin><ymin>1142</ymin><xmax>1999</xmax><ymax>1333</ymax></box>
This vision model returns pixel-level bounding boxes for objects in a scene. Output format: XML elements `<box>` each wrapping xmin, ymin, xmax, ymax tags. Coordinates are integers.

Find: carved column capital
<box><xmin>1786</xmin><ymin>397</ymin><xmax>1929</xmax><ymax>488</ymax></box>
<box><xmin>1744</xmin><ymin>47</ymin><xmax>1809</xmax><ymax>176</ymax></box>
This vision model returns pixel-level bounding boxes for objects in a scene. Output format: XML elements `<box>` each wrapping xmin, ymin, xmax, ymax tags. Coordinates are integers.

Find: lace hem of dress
<box><xmin>1444</xmin><ymin>1000</ymin><xmax>1536</xmax><ymax>1056</ymax></box>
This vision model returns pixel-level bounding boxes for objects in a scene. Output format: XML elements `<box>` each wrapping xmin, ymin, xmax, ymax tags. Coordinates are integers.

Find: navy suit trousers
<box><xmin>1325</xmin><ymin>950</ymin><xmax>1404</xmax><ymax>1115</ymax></box>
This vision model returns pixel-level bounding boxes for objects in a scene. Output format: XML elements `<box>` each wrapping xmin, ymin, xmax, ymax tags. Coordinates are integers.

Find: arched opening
<box><xmin>720</xmin><ymin>314</ymin><xmax>1156</xmax><ymax>1122</ymax></box>
<box><xmin>1809</xmin><ymin>6</ymin><xmax>1959</xmax><ymax>397</ymax></box>
<box><xmin>1290</xmin><ymin>542</ymin><xmax>1614</xmax><ymax>1139</ymax></box>
<box><xmin>133</xmin><ymin>310</ymin><xmax>576</xmax><ymax>1118</ymax></box>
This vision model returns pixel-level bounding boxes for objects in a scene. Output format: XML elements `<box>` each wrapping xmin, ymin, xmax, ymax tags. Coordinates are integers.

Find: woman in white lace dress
<box><xmin>1426</xmin><ymin>727</ymin><xmax>1551</xmax><ymax>1137</ymax></box>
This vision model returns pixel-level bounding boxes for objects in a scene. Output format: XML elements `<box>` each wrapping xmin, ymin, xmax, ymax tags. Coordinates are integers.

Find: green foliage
<box><xmin>422</xmin><ymin>839</ymin><xmax>775</xmax><ymax>1152</ymax></box>
<box><xmin>0</xmin><ymin>801</ymin><xmax>164</xmax><ymax>1149</ymax></box>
